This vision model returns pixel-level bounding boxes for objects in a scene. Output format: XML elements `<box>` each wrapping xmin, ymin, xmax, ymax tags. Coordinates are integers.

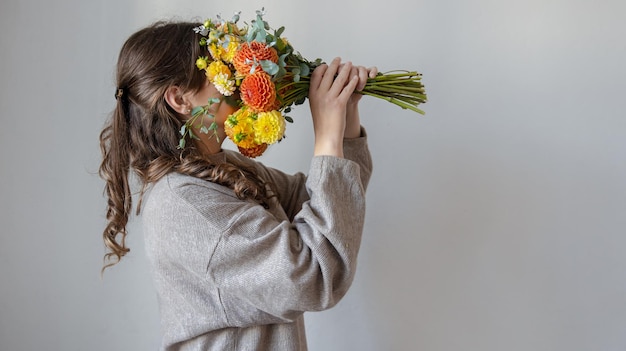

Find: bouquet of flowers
<box><xmin>179</xmin><ymin>9</ymin><xmax>427</xmax><ymax>157</ymax></box>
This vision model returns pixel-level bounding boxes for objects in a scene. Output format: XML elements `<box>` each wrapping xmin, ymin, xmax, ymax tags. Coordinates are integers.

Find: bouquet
<box><xmin>179</xmin><ymin>9</ymin><xmax>427</xmax><ymax>157</ymax></box>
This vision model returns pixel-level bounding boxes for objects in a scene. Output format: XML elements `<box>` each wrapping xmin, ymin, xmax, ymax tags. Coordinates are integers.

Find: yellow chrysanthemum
<box><xmin>206</xmin><ymin>60</ymin><xmax>231</xmax><ymax>81</ymax></box>
<box><xmin>212</xmin><ymin>73</ymin><xmax>236</xmax><ymax>96</ymax></box>
<box><xmin>253</xmin><ymin>111</ymin><xmax>285</xmax><ymax>145</ymax></box>
<box><xmin>225</xmin><ymin>107</ymin><xmax>257</xmax><ymax>149</ymax></box>
<box><xmin>208</xmin><ymin>42</ymin><xmax>224</xmax><ymax>61</ymax></box>
<box><xmin>221</xmin><ymin>37</ymin><xmax>240</xmax><ymax>64</ymax></box>
<box><xmin>196</xmin><ymin>56</ymin><xmax>209</xmax><ymax>70</ymax></box>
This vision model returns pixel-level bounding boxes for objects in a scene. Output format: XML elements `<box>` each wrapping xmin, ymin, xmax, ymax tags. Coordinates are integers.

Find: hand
<box><xmin>345</xmin><ymin>65</ymin><xmax>378</xmax><ymax>138</ymax></box>
<box><xmin>308</xmin><ymin>57</ymin><xmax>359</xmax><ymax>157</ymax></box>
<box><xmin>347</xmin><ymin>65</ymin><xmax>378</xmax><ymax>106</ymax></box>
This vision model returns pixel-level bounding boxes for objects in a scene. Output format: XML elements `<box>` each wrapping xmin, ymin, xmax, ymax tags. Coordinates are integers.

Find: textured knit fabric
<box><xmin>142</xmin><ymin>131</ymin><xmax>372</xmax><ymax>351</ymax></box>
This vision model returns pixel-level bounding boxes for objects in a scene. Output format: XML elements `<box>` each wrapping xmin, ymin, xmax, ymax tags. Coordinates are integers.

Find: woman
<box><xmin>100</xmin><ymin>21</ymin><xmax>376</xmax><ymax>350</ymax></box>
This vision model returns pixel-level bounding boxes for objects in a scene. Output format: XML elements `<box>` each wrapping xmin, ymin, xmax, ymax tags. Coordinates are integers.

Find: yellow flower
<box><xmin>206</xmin><ymin>60</ymin><xmax>231</xmax><ymax>81</ymax></box>
<box><xmin>225</xmin><ymin>107</ymin><xmax>257</xmax><ymax>148</ymax></box>
<box><xmin>221</xmin><ymin>36</ymin><xmax>240</xmax><ymax>64</ymax></box>
<box><xmin>253</xmin><ymin>110</ymin><xmax>285</xmax><ymax>145</ymax></box>
<box><xmin>196</xmin><ymin>56</ymin><xmax>209</xmax><ymax>70</ymax></box>
<box><xmin>212</xmin><ymin>73</ymin><xmax>236</xmax><ymax>96</ymax></box>
<box><xmin>208</xmin><ymin>42</ymin><xmax>224</xmax><ymax>61</ymax></box>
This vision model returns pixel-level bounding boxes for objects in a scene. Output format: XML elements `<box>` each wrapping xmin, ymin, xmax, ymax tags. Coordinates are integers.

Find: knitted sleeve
<box><xmin>208</xmin><ymin>155</ymin><xmax>368</xmax><ymax>327</ymax></box>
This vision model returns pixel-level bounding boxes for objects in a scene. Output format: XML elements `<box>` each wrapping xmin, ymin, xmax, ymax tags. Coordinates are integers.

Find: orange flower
<box><xmin>237</xmin><ymin>143</ymin><xmax>268</xmax><ymax>158</ymax></box>
<box><xmin>233</xmin><ymin>41</ymin><xmax>279</xmax><ymax>75</ymax></box>
<box><xmin>239</xmin><ymin>72</ymin><xmax>277</xmax><ymax>112</ymax></box>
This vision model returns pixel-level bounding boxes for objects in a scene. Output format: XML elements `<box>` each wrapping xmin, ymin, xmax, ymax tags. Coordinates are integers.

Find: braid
<box><xmin>174</xmin><ymin>154</ymin><xmax>275</xmax><ymax>209</ymax></box>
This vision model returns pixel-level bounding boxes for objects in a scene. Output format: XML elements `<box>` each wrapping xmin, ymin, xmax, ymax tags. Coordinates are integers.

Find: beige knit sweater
<box><xmin>142</xmin><ymin>131</ymin><xmax>372</xmax><ymax>350</ymax></box>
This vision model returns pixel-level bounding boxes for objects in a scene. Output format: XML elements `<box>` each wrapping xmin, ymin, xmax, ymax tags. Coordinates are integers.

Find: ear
<box><xmin>164</xmin><ymin>86</ymin><xmax>191</xmax><ymax>115</ymax></box>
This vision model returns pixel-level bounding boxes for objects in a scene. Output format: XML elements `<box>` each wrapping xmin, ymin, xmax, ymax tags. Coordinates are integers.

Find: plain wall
<box><xmin>1</xmin><ymin>0</ymin><xmax>625</xmax><ymax>350</ymax></box>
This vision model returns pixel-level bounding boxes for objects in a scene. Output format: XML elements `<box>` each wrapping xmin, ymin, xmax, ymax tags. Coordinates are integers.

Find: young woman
<box><xmin>100</xmin><ymin>21</ymin><xmax>376</xmax><ymax>350</ymax></box>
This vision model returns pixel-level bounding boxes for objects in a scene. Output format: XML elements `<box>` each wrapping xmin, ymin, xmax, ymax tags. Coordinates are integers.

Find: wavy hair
<box><xmin>99</xmin><ymin>21</ymin><xmax>274</xmax><ymax>272</ymax></box>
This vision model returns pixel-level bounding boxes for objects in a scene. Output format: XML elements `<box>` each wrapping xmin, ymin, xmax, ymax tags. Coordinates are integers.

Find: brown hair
<box><xmin>99</xmin><ymin>21</ymin><xmax>273</xmax><ymax>272</ymax></box>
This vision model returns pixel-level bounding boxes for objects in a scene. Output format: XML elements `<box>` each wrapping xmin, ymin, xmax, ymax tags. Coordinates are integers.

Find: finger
<box><xmin>339</xmin><ymin>75</ymin><xmax>359</xmax><ymax>102</ymax></box>
<box><xmin>309</xmin><ymin>64</ymin><xmax>328</xmax><ymax>91</ymax></box>
<box><xmin>368</xmin><ymin>66</ymin><xmax>378</xmax><ymax>78</ymax></box>
<box><xmin>329</xmin><ymin>60</ymin><xmax>353</xmax><ymax>95</ymax></box>
<box><xmin>357</xmin><ymin>66</ymin><xmax>368</xmax><ymax>91</ymax></box>
<box><xmin>349</xmin><ymin>66</ymin><xmax>359</xmax><ymax>88</ymax></box>
<box><xmin>320</xmin><ymin>57</ymin><xmax>342</xmax><ymax>90</ymax></box>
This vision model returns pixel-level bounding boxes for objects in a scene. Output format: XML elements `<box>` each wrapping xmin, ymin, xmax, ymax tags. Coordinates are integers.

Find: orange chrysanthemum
<box><xmin>233</xmin><ymin>41</ymin><xmax>279</xmax><ymax>75</ymax></box>
<box><xmin>239</xmin><ymin>72</ymin><xmax>277</xmax><ymax>112</ymax></box>
<box><xmin>237</xmin><ymin>143</ymin><xmax>268</xmax><ymax>158</ymax></box>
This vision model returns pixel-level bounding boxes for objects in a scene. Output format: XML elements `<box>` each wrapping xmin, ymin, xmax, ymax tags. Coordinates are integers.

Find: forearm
<box><xmin>344</xmin><ymin>103</ymin><xmax>361</xmax><ymax>139</ymax></box>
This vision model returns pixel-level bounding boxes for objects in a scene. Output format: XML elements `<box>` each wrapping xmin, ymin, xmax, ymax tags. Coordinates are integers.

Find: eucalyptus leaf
<box><xmin>299</xmin><ymin>63</ymin><xmax>310</xmax><ymax>77</ymax></box>
<box><xmin>255</xmin><ymin>30</ymin><xmax>266</xmax><ymax>43</ymax></box>
<box><xmin>191</xmin><ymin>106</ymin><xmax>204</xmax><ymax>117</ymax></box>
<box><xmin>209</xmin><ymin>122</ymin><xmax>218</xmax><ymax>130</ymax></box>
<box><xmin>200</xmin><ymin>125</ymin><xmax>209</xmax><ymax>134</ymax></box>
<box><xmin>285</xmin><ymin>116</ymin><xmax>294</xmax><ymax>123</ymax></box>
<box><xmin>178</xmin><ymin>138</ymin><xmax>186</xmax><ymax>149</ymax></box>
<box><xmin>246</xmin><ymin>29</ymin><xmax>255</xmax><ymax>42</ymax></box>
<box><xmin>278</xmin><ymin>53</ymin><xmax>288</xmax><ymax>68</ymax></box>
<box><xmin>179</xmin><ymin>125</ymin><xmax>187</xmax><ymax>136</ymax></box>
<box><xmin>292</xmin><ymin>67</ymin><xmax>301</xmax><ymax>82</ymax></box>
<box><xmin>260</xmin><ymin>60</ymin><xmax>279</xmax><ymax>75</ymax></box>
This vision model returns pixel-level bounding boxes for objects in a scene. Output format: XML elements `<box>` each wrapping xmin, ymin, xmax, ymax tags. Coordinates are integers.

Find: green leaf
<box><xmin>245</xmin><ymin>29</ymin><xmax>255</xmax><ymax>42</ymax></box>
<box><xmin>191</xmin><ymin>106</ymin><xmax>204</xmax><ymax>117</ymax></box>
<box><xmin>292</xmin><ymin>67</ymin><xmax>300</xmax><ymax>82</ymax></box>
<box><xmin>285</xmin><ymin>116</ymin><xmax>294</xmax><ymax>123</ymax></box>
<box><xmin>278</xmin><ymin>53</ymin><xmax>289</xmax><ymax>70</ymax></box>
<box><xmin>255</xmin><ymin>30</ymin><xmax>266</xmax><ymax>43</ymax></box>
<box><xmin>200</xmin><ymin>125</ymin><xmax>209</xmax><ymax>134</ymax></box>
<box><xmin>299</xmin><ymin>62</ymin><xmax>310</xmax><ymax>77</ymax></box>
<box><xmin>209</xmin><ymin>122</ymin><xmax>218</xmax><ymax>130</ymax></box>
<box><xmin>179</xmin><ymin>125</ymin><xmax>187</xmax><ymax>136</ymax></box>
<box><xmin>295</xmin><ymin>96</ymin><xmax>306</xmax><ymax>105</ymax></box>
<box><xmin>276</xmin><ymin>26</ymin><xmax>285</xmax><ymax>37</ymax></box>
<box><xmin>260</xmin><ymin>60</ymin><xmax>279</xmax><ymax>75</ymax></box>
<box><xmin>178</xmin><ymin>138</ymin><xmax>186</xmax><ymax>149</ymax></box>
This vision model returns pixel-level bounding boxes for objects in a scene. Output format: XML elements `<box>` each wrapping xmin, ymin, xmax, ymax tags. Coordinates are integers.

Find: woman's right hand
<box><xmin>308</xmin><ymin>57</ymin><xmax>359</xmax><ymax>158</ymax></box>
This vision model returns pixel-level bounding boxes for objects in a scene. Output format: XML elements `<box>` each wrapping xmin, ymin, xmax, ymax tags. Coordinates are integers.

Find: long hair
<box><xmin>99</xmin><ymin>22</ymin><xmax>273</xmax><ymax>272</ymax></box>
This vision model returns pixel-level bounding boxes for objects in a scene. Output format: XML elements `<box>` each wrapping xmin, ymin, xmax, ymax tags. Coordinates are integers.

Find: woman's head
<box><xmin>116</xmin><ymin>21</ymin><xmax>207</xmax><ymax>163</ymax></box>
<box><xmin>100</xmin><ymin>21</ymin><xmax>273</xmax><ymax>272</ymax></box>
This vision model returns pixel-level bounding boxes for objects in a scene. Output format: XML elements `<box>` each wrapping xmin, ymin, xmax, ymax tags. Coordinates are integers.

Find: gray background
<box><xmin>1</xmin><ymin>0</ymin><xmax>625</xmax><ymax>350</ymax></box>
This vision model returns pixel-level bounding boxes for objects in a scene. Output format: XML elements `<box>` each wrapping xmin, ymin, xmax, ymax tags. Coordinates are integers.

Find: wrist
<box><xmin>344</xmin><ymin>104</ymin><xmax>361</xmax><ymax>138</ymax></box>
<box><xmin>313</xmin><ymin>135</ymin><xmax>344</xmax><ymax>157</ymax></box>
